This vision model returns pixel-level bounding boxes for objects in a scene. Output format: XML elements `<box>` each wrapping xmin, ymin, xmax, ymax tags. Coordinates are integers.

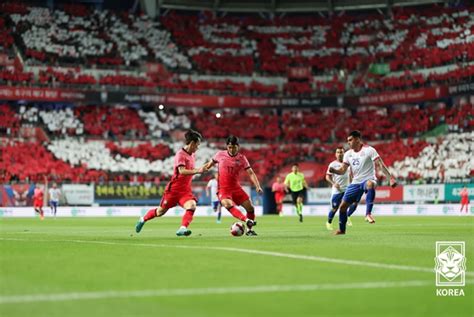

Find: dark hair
<box><xmin>336</xmin><ymin>146</ymin><xmax>344</xmax><ymax>151</ymax></box>
<box><xmin>185</xmin><ymin>129</ymin><xmax>202</xmax><ymax>145</ymax></box>
<box><xmin>226</xmin><ymin>135</ymin><xmax>239</xmax><ymax>145</ymax></box>
<box><xmin>292</xmin><ymin>163</ymin><xmax>299</xmax><ymax>167</ymax></box>
<box><xmin>349</xmin><ymin>130</ymin><xmax>362</xmax><ymax>139</ymax></box>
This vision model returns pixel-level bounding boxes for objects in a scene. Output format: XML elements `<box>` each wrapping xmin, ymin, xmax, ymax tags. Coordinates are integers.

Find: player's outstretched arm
<box><xmin>376</xmin><ymin>158</ymin><xmax>397</xmax><ymax>188</ymax></box>
<box><xmin>178</xmin><ymin>165</ymin><xmax>206</xmax><ymax>175</ymax></box>
<box><xmin>247</xmin><ymin>168</ymin><xmax>263</xmax><ymax>194</ymax></box>
<box><xmin>329</xmin><ymin>163</ymin><xmax>348</xmax><ymax>175</ymax></box>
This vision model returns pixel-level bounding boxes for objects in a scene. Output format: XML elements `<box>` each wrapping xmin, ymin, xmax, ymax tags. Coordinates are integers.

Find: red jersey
<box><xmin>212</xmin><ymin>150</ymin><xmax>250</xmax><ymax>190</ymax></box>
<box><xmin>33</xmin><ymin>188</ymin><xmax>43</xmax><ymax>203</ymax></box>
<box><xmin>272</xmin><ymin>182</ymin><xmax>286</xmax><ymax>194</ymax></box>
<box><xmin>460</xmin><ymin>188</ymin><xmax>469</xmax><ymax>203</ymax></box>
<box><xmin>165</xmin><ymin>148</ymin><xmax>195</xmax><ymax>193</ymax></box>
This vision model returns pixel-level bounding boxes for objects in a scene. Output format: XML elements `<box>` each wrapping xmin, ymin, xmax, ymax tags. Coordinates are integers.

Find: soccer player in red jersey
<box><xmin>135</xmin><ymin>130</ymin><xmax>206</xmax><ymax>236</ymax></box>
<box><xmin>204</xmin><ymin>136</ymin><xmax>263</xmax><ymax>236</ymax></box>
<box><xmin>272</xmin><ymin>176</ymin><xmax>286</xmax><ymax>216</ymax></box>
<box><xmin>460</xmin><ymin>185</ymin><xmax>469</xmax><ymax>213</ymax></box>
<box><xmin>33</xmin><ymin>185</ymin><xmax>44</xmax><ymax>220</ymax></box>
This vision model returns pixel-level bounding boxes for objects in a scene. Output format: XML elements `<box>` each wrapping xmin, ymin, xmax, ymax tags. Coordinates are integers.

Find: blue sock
<box><xmin>339</xmin><ymin>210</ymin><xmax>347</xmax><ymax>232</ymax></box>
<box><xmin>217</xmin><ymin>211</ymin><xmax>221</xmax><ymax>221</ymax></box>
<box><xmin>328</xmin><ymin>210</ymin><xmax>336</xmax><ymax>223</ymax></box>
<box><xmin>366</xmin><ymin>188</ymin><xmax>375</xmax><ymax>215</ymax></box>
<box><xmin>348</xmin><ymin>204</ymin><xmax>357</xmax><ymax>217</ymax></box>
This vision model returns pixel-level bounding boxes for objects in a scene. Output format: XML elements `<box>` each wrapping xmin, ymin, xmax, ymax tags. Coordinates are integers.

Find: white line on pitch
<box><xmin>0</xmin><ymin>280</ymin><xmax>435</xmax><ymax>304</ymax></box>
<box><xmin>3</xmin><ymin>237</ymin><xmax>471</xmax><ymax>277</ymax></box>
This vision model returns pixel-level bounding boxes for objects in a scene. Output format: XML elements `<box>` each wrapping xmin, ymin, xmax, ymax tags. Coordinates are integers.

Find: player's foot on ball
<box><xmin>365</xmin><ymin>214</ymin><xmax>375</xmax><ymax>224</ymax></box>
<box><xmin>334</xmin><ymin>230</ymin><xmax>345</xmax><ymax>235</ymax></box>
<box><xmin>246</xmin><ymin>219</ymin><xmax>256</xmax><ymax>229</ymax></box>
<box><xmin>176</xmin><ymin>226</ymin><xmax>192</xmax><ymax>236</ymax></box>
<box><xmin>246</xmin><ymin>230</ymin><xmax>258</xmax><ymax>236</ymax></box>
<box><xmin>326</xmin><ymin>222</ymin><xmax>333</xmax><ymax>231</ymax></box>
<box><xmin>299</xmin><ymin>214</ymin><xmax>303</xmax><ymax>223</ymax></box>
<box><xmin>347</xmin><ymin>217</ymin><xmax>353</xmax><ymax>227</ymax></box>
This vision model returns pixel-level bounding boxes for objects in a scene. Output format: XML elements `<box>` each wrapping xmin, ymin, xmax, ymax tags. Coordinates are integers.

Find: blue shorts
<box><xmin>212</xmin><ymin>201</ymin><xmax>220</xmax><ymax>210</ymax></box>
<box><xmin>331</xmin><ymin>193</ymin><xmax>344</xmax><ymax>210</ymax></box>
<box><xmin>50</xmin><ymin>201</ymin><xmax>58</xmax><ymax>208</ymax></box>
<box><xmin>342</xmin><ymin>181</ymin><xmax>370</xmax><ymax>205</ymax></box>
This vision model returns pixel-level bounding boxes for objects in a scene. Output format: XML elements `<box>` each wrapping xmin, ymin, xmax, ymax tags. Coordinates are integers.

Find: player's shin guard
<box><xmin>366</xmin><ymin>188</ymin><xmax>375</xmax><ymax>215</ymax></box>
<box><xmin>348</xmin><ymin>204</ymin><xmax>357</xmax><ymax>217</ymax></box>
<box><xmin>226</xmin><ymin>206</ymin><xmax>247</xmax><ymax>222</ymax></box>
<box><xmin>339</xmin><ymin>210</ymin><xmax>347</xmax><ymax>233</ymax></box>
<box><xmin>328</xmin><ymin>210</ymin><xmax>336</xmax><ymax>223</ymax></box>
<box><xmin>143</xmin><ymin>208</ymin><xmax>157</xmax><ymax>222</ymax></box>
<box><xmin>181</xmin><ymin>209</ymin><xmax>194</xmax><ymax>227</ymax></box>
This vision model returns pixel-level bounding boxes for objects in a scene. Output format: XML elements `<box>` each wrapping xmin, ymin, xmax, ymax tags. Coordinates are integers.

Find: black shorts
<box><xmin>290</xmin><ymin>189</ymin><xmax>305</xmax><ymax>205</ymax></box>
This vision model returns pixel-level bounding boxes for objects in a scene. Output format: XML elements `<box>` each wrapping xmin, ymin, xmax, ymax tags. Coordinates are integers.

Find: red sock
<box><xmin>181</xmin><ymin>209</ymin><xmax>194</xmax><ymax>227</ymax></box>
<box><xmin>143</xmin><ymin>208</ymin><xmax>157</xmax><ymax>222</ymax></box>
<box><xmin>226</xmin><ymin>206</ymin><xmax>247</xmax><ymax>221</ymax></box>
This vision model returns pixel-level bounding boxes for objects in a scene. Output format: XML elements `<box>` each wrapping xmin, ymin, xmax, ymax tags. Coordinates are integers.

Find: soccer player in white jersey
<box><xmin>325</xmin><ymin>147</ymin><xmax>359</xmax><ymax>230</ymax></box>
<box><xmin>48</xmin><ymin>182</ymin><xmax>61</xmax><ymax>217</ymax></box>
<box><xmin>206</xmin><ymin>173</ymin><xmax>222</xmax><ymax>223</ymax></box>
<box><xmin>329</xmin><ymin>131</ymin><xmax>397</xmax><ymax>235</ymax></box>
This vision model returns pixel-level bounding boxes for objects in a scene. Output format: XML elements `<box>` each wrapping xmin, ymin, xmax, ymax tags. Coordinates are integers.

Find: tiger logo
<box><xmin>434</xmin><ymin>245</ymin><xmax>466</xmax><ymax>282</ymax></box>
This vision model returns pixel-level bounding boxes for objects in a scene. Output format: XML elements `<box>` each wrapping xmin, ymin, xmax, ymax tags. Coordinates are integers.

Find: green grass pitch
<box><xmin>1</xmin><ymin>216</ymin><xmax>473</xmax><ymax>317</ymax></box>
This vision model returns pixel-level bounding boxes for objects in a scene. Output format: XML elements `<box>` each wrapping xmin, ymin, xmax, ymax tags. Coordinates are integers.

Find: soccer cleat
<box><xmin>326</xmin><ymin>222</ymin><xmax>333</xmax><ymax>231</ymax></box>
<box><xmin>246</xmin><ymin>230</ymin><xmax>258</xmax><ymax>236</ymax></box>
<box><xmin>299</xmin><ymin>214</ymin><xmax>303</xmax><ymax>223</ymax></box>
<box><xmin>246</xmin><ymin>219</ymin><xmax>256</xmax><ymax>230</ymax></box>
<box><xmin>365</xmin><ymin>214</ymin><xmax>375</xmax><ymax>224</ymax></box>
<box><xmin>135</xmin><ymin>220</ymin><xmax>145</xmax><ymax>233</ymax></box>
<box><xmin>216</xmin><ymin>220</ymin><xmax>222</xmax><ymax>224</ymax></box>
<box><xmin>334</xmin><ymin>230</ymin><xmax>345</xmax><ymax>235</ymax></box>
<box><xmin>347</xmin><ymin>217</ymin><xmax>353</xmax><ymax>227</ymax></box>
<box><xmin>176</xmin><ymin>227</ymin><xmax>192</xmax><ymax>237</ymax></box>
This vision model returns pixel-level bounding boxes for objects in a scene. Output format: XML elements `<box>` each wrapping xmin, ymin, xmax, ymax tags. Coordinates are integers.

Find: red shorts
<box><xmin>33</xmin><ymin>200</ymin><xmax>43</xmax><ymax>208</ymax></box>
<box><xmin>218</xmin><ymin>187</ymin><xmax>250</xmax><ymax>206</ymax></box>
<box><xmin>159</xmin><ymin>190</ymin><xmax>196</xmax><ymax>210</ymax></box>
<box><xmin>461</xmin><ymin>198</ymin><xmax>469</xmax><ymax>205</ymax></box>
<box><xmin>275</xmin><ymin>192</ymin><xmax>285</xmax><ymax>203</ymax></box>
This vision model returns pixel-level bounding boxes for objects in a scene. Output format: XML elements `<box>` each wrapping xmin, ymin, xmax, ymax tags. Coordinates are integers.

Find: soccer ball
<box><xmin>230</xmin><ymin>222</ymin><xmax>245</xmax><ymax>236</ymax></box>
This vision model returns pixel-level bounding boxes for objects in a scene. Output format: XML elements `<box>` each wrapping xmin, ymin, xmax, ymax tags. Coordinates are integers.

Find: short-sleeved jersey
<box><xmin>284</xmin><ymin>172</ymin><xmax>305</xmax><ymax>192</ymax></box>
<box><xmin>33</xmin><ymin>188</ymin><xmax>43</xmax><ymax>202</ymax></box>
<box><xmin>207</xmin><ymin>179</ymin><xmax>218</xmax><ymax>202</ymax></box>
<box><xmin>49</xmin><ymin>188</ymin><xmax>61</xmax><ymax>202</ymax></box>
<box><xmin>343</xmin><ymin>145</ymin><xmax>379</xmax><ymax>184</ymax></box>
<box><xmin>272</xmin><ymin>182</ymin><xmax>286</xmax><ymax>194</ymax></box>
<box><xmin>212</xmin><ymin>150</ymin><xmax>250</xmax><ymax>190</ymax></box>
<box><xmin>165</xmin><ymin>148</ymin><xmax>195</xmax><ymax>193</ymax></box>
<box><xmin>460</xmin><ymin>188</ymin><xmax>469</xmax><ymax>201</ymax></box>
<box><xmin>327</xmin><ymin>160</ymin><xmax>350</xmax><ymax>194</ymax></box>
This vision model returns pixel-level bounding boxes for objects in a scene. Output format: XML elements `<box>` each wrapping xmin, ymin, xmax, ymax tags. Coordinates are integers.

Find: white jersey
<box><xmin>343</xmin><ymin>145</ymin><xmax>379</xmax><ymax>184</ymax></box>
<box><xmin>326</xmin><ymin>160</ymin><xmax>350</xmax><ymax>195</ymax></box>
<box><xmin>206</xmin><ymin>179</ymin><xmax>218</xmax><ymax>202</ymax></box>
<box><xmin>49</xmin><ymin>188</ymin><xmax>61</xmax><ymax>202</ymax></box>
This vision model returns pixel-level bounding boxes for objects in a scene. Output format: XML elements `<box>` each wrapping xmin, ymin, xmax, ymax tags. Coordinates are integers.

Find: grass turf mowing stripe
<box><xmin>3</xmin><ymin>237</ymin><xmax>472</xmax><ymax>277</ymax></box>
<box><xmin>0</xmin><ymin>280</ymin><xmax>439</xmax><ymax>304</ymax></box>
